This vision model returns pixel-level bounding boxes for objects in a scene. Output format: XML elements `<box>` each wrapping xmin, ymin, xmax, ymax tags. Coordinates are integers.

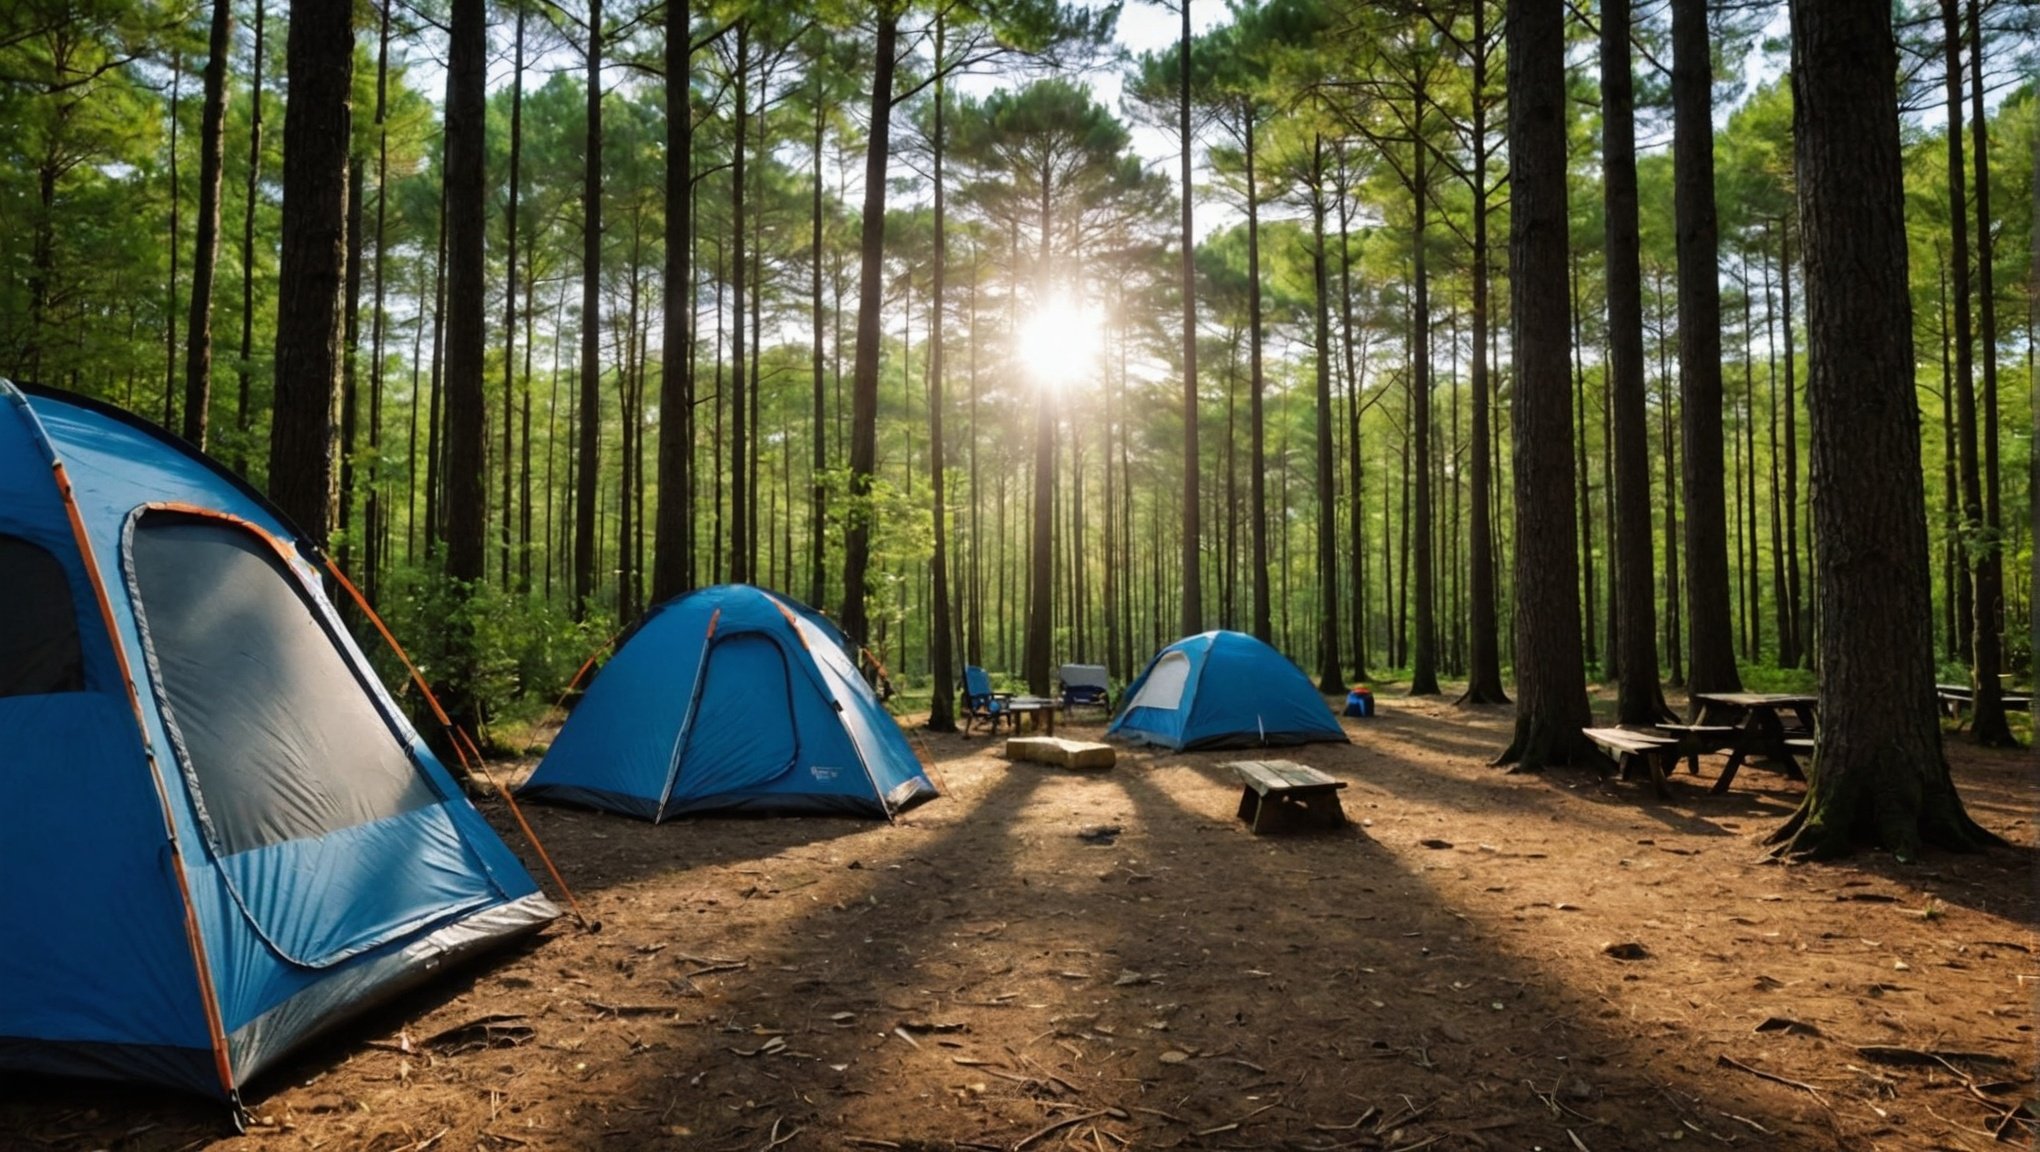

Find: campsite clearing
<box><xmin>3</xmin><ymin>693</ymin><xmax>2031</xmax><ymax>1151</ymax></box>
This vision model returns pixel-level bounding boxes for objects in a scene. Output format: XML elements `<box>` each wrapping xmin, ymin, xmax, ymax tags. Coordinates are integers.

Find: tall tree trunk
<box><xmin>1601</xmin><ymin>0</ymin><xmax>1667</xmax><ymax>722</ymax></box>
<box><xmin>1339</xmin><ymin>157</ymin><xmax>1377</xmax><ymax>684</ymax></box>
<box><xmin>807</xmin><ymin>61</ymin><xmax>827</xmax><ymax>611</ymax></box>
<box><xmin>165</xmin><ymin>52</ymin><xmax>181</xmax><ymax>431</ymax></box>
<box><xmin>1656</xmin><ymin>267</ymin><xmax>1684</xmax><ymax>685</ymax></box>
<box><xmin>366</xmin><ymin>0</ymin><xmax>391</xmax><ymax>599</ymax></box>
<box><xmin>1570</xmin><ymin>255</ymin><xmax>1597</xmax><ymax>670</ymax></box>
<box><xmin>1670</xmin><ymin>0</ymin><xmax>1741</xmax><ymax>695</ymax></box>
<box><xmin>1460</xmin><ymin>4</ymin><xmax>1505</xmax><ymax>702</ymax></box>
<box><xmin>338</xmin><ymin>157</ymin><xmax>364</xmax><ymax>575</ymax></box>
<box><xmin>1780</xmin><ymin>225</ymin><xmax>1804</xmax><ymax>665</ymax></box>
<box><xmin>1024</xmin><ymin>174</ymin><xmax>1055</xmax><ymax>696</ymax></box>
<box><xmin>268</xmin><ymin>1</ymin><xmax>352</xmax><ymax>544</ymax></box>
<box><xmin>442</xmin><ymin>0</ymin><xmax>488</xmax><ymax>594</ymax></box>
<box><xmin>574</xmin><ymin>0</ymin><xmax>604</xmax><ymax>616</ymax></box>
<box><xmin>234</xmin><ymin>0</ymin><xmax>266</xmax><ymax>475</ymax></box>
<box><xmin>841</xmin><ymin>9</ymin><xmax>899</xmax><ymax>652</ymax></box>
<box><xmin>927</xmin><ymin>18</ymin><xmax>957</xmax><ymax>731</ymax></box>
<box><xmin>1961</xmin><ymin>0</ymin><xmax>2015</xmax><ymax>746</ymax></box>
<box><xmin>1178</xmin><ymin>0</ymin><xmax>1203</xmax><ymax>636</ymax></box>
<box><xmin>1768</xmin><ymin>0</ymin><xmax>2001</xmax><ymax>858</ymax></box>
<box><xmin>1739</xmin><ymin>269</ymin><xmax>1762</xmax><ymax>660</ymax></box>
<box><xmin>1247</xmin><ymin>109</ymin><xmax>1272</xmax><ymax>644</ymax></box>
<box><xmin>182</xmin><ymin>0</ymin><xmax>231</xmax><ymax>449</ymax></box>
<box><xmin>729</xmin><ymin>24</ymin><xmax>751</xmax><ymax>585</ymax></box>
<box><xmin>1764</xmin><ymin>242</ymin><xmax>1793</xmax><ymax>666</ymax></box>
<box><xmin>1409</xmin><ymin>100</ymin><xmax>1440</xmax><ymax>695</ymax></box>
<box><xmin>423</xmin><ymin>185</ymin><xmax>448</xmax><ymax>558</ymax></box>
<box><xmin>500</xmin><ymin>2</ymin><xmax>524</xmax><ymax>590</ymax></box>
<box><xmin>1310</xmin><ymin>135</ymin><xmax>1342</xmax><ymax>695</ymax></box>
<box><xmin>1497</xmin><ymin>0</ymin><xmax>1591</xmax><ymax>767</ymax></box>
<box><xmin>654</xmin><ymin>3</ymin><xmax>695</xmax><ymax>604</ymax></box>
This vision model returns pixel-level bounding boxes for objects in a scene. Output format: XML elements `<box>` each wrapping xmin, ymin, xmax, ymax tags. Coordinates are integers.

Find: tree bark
<box><xmin>927</xmin><ymin>18</ymin><xmax>957</xmax><ymax>731</ymax></box>
<box><xmin>1243</xmin><ymin>110</ymin><xmax>1273</xmax><ymax>646</ymax></box>
<box><xmin>1459</xmin><ymin>0</ymin><xmax>1505</xmax><ymax>704</ymax></box>
<box><xmin>574</xmin><ymin>0</ymin><xmax>604</xmax><ymax>617</ymax></box>
<box><xmin>1408</xmin><ymin>95</ymin><xmax>1439</xmax><ymax>696</ymax></box>
<box><xmin>1601</xmin><ymin>0</ymin><xmax>1668</xmax><ymax>723</ymax></box>
<box><xmin>806</xmin><ymin>61</ymin><xmax>826</xmax><ymax>611</ymax></box>
<box><xmin>1495</xmin><ymin>0</ymin><xmax>1591</xmax><ymax>769</ymax></box>
<box><xmin>181</xmin><ymin>0</ymin><xmax>231</xmax><ymax>449</ymax></box>
<box><xmin>165</xmin><ymin>53</ymin><xmax>181</xmax><ymax>431</ymax></box>
<box><xmin>841</xmin><ymin>9</ymin><xmax>899</xmax><ymax>653</ymax></box>
<box><xmin>267</xmin><ymin>0</ymin><xmax>352</xmax><ymax>544</ymax></box>
<box><xmin>1768</xmin><ymin>0</ymin><xmax>2002</xmax><ymax>859</ymax></box>
<box><xmin>500</xmin><ymin>2</ymin><xmax>524</xmax><ymax>591</ymax></box>
<box><xmin>1310</xmin><ymin>135</ymin><xmax>1342</xmax><ymax>695</ymax></box>
<box><xmin>442</xmin><ymin>0</ymin><xmax>488</xmax><ymax>594</ymax></box>
<box><xmin>1179</xmin><ymin>0</ymin><xmax>1203</xmax><ymax>636</ymax></box>
<box><xmin>654</xmin><ymin>2</ymin><xmax>695</xmax><ymax>604</ymax></box>
<box><xmin>1670</xmin><ymin>0</ymin><xmax>1741</xmax><ymax>696</ymax></box>
<box><xmin>728</xmin><ymin>23</ymin><xmax>750</xmax><ymax>585</ymax></box>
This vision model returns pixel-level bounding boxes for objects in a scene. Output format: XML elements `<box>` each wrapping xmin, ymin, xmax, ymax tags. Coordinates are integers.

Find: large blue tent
<box><xmin>519</xmin><ymin>584</ymin><xmax>938</xmax><ymax>820</ymax></box>
<box><xmin>0</xmin><ymin>380</ymin><xmax>556</xmax><ymax>1104</ymax></box>
<box><xmin>1108</xmin><ymin>631</ymin><xmax>1349</xmax><ymax>751</ymax></box>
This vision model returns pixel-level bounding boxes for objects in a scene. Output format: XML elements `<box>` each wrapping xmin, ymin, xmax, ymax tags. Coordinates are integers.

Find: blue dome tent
<box><xmin>518</xmin><ymin>585</ymin><xmax>938</xmax><ymax>820</ymax></box>
<box><xmin>0</xmin><ymin>381</ymin><xmax>556</xmax><ymax>1105</ymax></box>
<box><xmin>1108</xmin><ymin>631</ymin><xmax>1349</xmax><ymax>751</ymax></box>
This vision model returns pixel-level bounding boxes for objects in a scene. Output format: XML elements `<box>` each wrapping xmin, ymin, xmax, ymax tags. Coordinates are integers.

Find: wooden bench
<box><xmin>1582</xmin><ymin>727</ymin><xmax>1681</xmax><ymax>799</ymax></box>
<box><xmin>1652</xmin><ymin>723</ymin><xmax>1739</xmax><ymax>775</ymax></box>
<box><xmin>1005</xmin><ymin>736</ymin><xmax>1115</xmax><ymax>770</ymax></box>
<box><xmin>1225</xmin><ymin>760</ymin><xmax>1348</xmax><ymax>834</ymax></box>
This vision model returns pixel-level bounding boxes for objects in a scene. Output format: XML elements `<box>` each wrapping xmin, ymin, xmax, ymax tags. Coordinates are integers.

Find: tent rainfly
<box><xmin>1108</xmin><ymin>630</ymin><xmax>1350</xmax><ymax>751</ymax></box>
<box><xmin>0</xmin><ymin>380</ymin><xmax>557</xmax><ymax>1105</ymax></box>
<box><xmin>518</xmin><ymin>584</ymin><xmax>938</xmax><ymax>821</ymax></box>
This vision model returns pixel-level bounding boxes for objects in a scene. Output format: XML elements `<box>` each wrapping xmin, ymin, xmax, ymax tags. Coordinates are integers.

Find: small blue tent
<box><xmin>519</xmin><ymin>585</ymin><xmax>938</xmax><ymax>820</ymax></box>
<box><xmin>0</xmin><ymin>381</ymin><xmax>556</xmax><ymax>1104</ymax></box>
<box><xmin>1108</xmin><ymin>631</ymin><xmax>1349</xmax><ymax>751</ymax></box>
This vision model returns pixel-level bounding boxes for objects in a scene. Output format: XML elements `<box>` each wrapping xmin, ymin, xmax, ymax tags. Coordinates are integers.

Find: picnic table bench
<box><xmin>1938</xmin><ymin>683</ymin><xmax>2034</xmax><ymax>723</ymax></box>
<box><xmin>1651</xmin><ymin>723</ymin><xmax>1739</xmax><ymax>775</ymax></box>
<box><xmin>1225</xmin><ymin>760</ymin><xmax>1348</xmax><ymax>834</ymax></box>
<box><xmin>1581</xmin><ymin>727</ymin><xmax>1682</xmax><ymax>798</ymax></box>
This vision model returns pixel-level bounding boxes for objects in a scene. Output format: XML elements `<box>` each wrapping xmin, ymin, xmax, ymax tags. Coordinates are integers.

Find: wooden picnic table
<box><xmin>1691</xmin><ymin>692</ymin><xmax>1817</xmax><ymax>793</ymax></box>
<box><xmin>1003</xmin><ymin>695</ymin><xmax>1058</xmax><ymax>736</ymax></box>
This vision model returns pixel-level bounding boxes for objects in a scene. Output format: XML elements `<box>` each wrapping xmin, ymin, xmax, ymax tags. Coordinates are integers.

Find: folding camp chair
<box><xmin>962</xmin><ymin>666</ymin><xmax>1013</xmax><ymax>736</ymax></box>
<box><xmin>1058</xmin><ymin>663</ymin><xmax>1111</xmax><ymax>717</ymax></box>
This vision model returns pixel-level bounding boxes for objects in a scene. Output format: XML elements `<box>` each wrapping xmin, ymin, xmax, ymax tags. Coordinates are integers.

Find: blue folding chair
<box><xmin>962</xmin><ymin>666</ymin><xmax>1012</xmax><ymax>736</ymax></box>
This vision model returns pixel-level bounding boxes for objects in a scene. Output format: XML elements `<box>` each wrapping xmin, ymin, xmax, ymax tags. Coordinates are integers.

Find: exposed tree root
<box><xmin>1455</xmin><ymin>683</ymin><xmax>1511</xmax><ymax>707</ymax></box>
<box><xmin>1766</xmin><ymin>782</ymin><xmax>2009</xmax><ymax>863</ymax></box>
<box><xmin>1493</xmin><ymin>716</ymin><xmax>1585</xmax><ymax>772</ymax></box>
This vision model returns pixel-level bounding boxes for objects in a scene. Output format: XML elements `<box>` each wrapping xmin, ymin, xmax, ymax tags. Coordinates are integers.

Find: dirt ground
<box><xmin>5</xmin><ymin>694</ymin><xmax>2034</xmax><ymax>1152</ymax></box>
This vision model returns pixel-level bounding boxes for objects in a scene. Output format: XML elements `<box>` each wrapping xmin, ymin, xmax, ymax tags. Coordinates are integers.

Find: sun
<box><xmin>1018</xmin><ymin>294</ymin><xmax>1104</xmax><ymax>390</ymax></box>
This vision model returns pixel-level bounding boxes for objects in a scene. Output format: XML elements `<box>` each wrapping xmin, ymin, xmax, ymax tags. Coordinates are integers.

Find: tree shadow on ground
<box><xmin>499</xmin><ymin>747</ymin><xmax>1850</xmax><ymax>1151</ymax></box>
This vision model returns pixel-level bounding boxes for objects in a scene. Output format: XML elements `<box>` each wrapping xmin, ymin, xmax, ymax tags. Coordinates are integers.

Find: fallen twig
<box><xmin>1012</xmin><ymin>1109</ymin><xmax>1111</xmax><ymax>1151</ymax></box>
<box><xmin>1715</xmin><ymin>1055</ymin><xmax>1827</xmax><ymax>1104</ymax></box>
<box><xmin>1314</xmin><ymin>1106</ymin><xmax>1380</xmax><ymax>1131</ymax></box>
<box><xmin>1855</xmin><ymin>1045</ymin><xmax>2014</xmax><ymax>1071</ymax></box>
<box><xmin>759</xmin><ymin>1118</ymin><xmax>803</xmax><ymax>1152</ymax></box>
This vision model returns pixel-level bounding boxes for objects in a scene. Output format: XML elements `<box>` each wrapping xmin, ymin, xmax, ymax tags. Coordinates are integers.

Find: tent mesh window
<box><xmin>127</xmin><ymin>512</ymin><xmax>438</xmax><ymax>856</ymax></box>
<box><xmin>0</xmin><ymin>534</ymin><xmax>85</xmax><ymax>697</ymax></box>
